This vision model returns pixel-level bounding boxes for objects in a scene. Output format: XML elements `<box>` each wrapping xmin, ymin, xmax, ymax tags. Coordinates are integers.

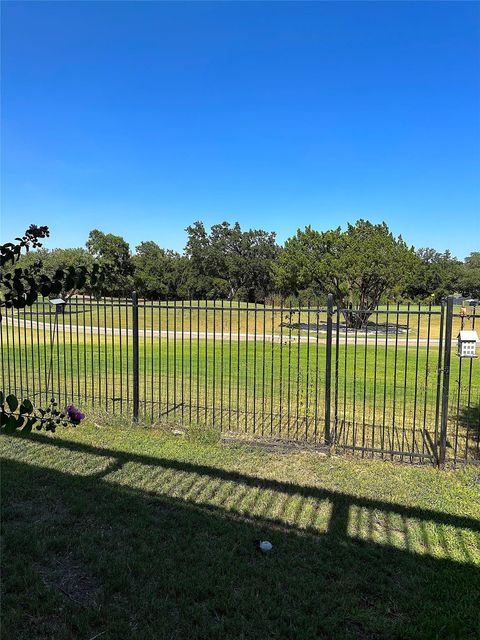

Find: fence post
<box><xmin>439</xmin><ymin>295</ymin><xmax>454</xmax><ymax>466</ymax></box>
<box><xmin>132</xmin><ymin>290</ymin><xmax>139</xmax><ymax>422</ymax></box>
<box><xmin>324</xmin><ymin>293</ymin><xmax>334</xmax><ymax>445</ymax></box>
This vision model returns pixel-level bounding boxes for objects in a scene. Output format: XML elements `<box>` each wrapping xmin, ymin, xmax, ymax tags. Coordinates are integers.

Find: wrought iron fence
<box><xmin>1</xmin><ymin>294</ymin><xmax>478</xmax><ymax>465</ymax></box>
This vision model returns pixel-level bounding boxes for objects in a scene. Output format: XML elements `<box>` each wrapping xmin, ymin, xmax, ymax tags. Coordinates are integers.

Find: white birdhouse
<box><xmin>457</xmin><ymin>330</ymin><xmax>478</xmax><ymax>358</ymax></box>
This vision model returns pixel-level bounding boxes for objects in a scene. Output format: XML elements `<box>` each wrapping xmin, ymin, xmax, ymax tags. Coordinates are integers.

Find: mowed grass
<box><xmin>1</xmin><ymin>423</ymin><xmax>480</xmax><ymax>639</ymax></box>
<box><xmin>11</xmin><ymin>297</ymin><xmax>476</xmax><ymax>339</ymax></box>
<box><xmin>2</xmin><ymin>326</ymin><xmax>479</xmax><ymax>459</ymax></box>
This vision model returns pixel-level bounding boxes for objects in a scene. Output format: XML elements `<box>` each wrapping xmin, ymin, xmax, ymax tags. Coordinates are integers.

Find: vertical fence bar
<box><xmin>142</xmin><ymin>297</ymin><xmax>146</xmax><ymax>418</ymax></box>
<box><xmin>125</xmin><ymin>294</ymin><xmax>130</xmax><ymax>413</ymax></box>
<box><xmin>118</xmin><ymin>296</ymin><xmax>123</xmax><ymax>414</ymax></box>
<box><xmin>324</xmin><ymin>293</ymin><xmax>333</xmax><ymax>444</ymax></box>
<box><xmin>269</xmin><ymin>300</ymin><xmax>275</xmax><ymax>437</ymax></box>
<box><xmin>261</xmin><ymin>301</ymin><xmax>266</xmax><ymax>436</ymax></box>
<box><xmin>279</xmin><ymin>299</ymin><xmax>284</xmax><ymax>437</ymax></box>
<box><xmin>189</xmin><ymin>299</ymin><xmax>193</xmax><ymax>425</ymax></box>
<box><xmin>421</xmin><ymin>304</ymin><xmax>433</xmax><ymax>458</ymax></box>
<box><xmin>173</xmin><ymin>299</ymin><xmax>177</xmax><ymax>420</ymax></box>
<box><xmin>463</xmin><ymin>306</ymin><xmax>476</xmax><ymax>459</ymax></box>
<box><xmin>204</xmin><ymin>302</ymin><xmax>208</xmax><ymax>426</ymax></box>
<box><xmin>132</xmin><ymin>291</ymin><xmax>139</xmax><ymax>422</ymax></box>
<box><xmin>253</xmin><ymin>302</ymin><xmax>257</xmax><ymax>434</ymax></box>
<box><xmin>0</xmin><ymin>308</ymin><xmax>5</xmax><ymax>394</ymax></box>
<box><xmin>434</xmin><ymin>302</ymin><xmax>445</xmax><ymax>459</ymax></box>
<box><xmin>305</xmin><ymin>302</ymin><xmax>311</xmax><ymax>440</ymax></box>
<box><xmin>220</xmin><ymin>299</ymin><xmax>224</xmax><ymax>430</ymax></box>
<box><xmin>151</xmin><ymin>299</ymin><xmax>154</xmax><ymax>422</ymax></box>
<box><xmin>439</xmin><ymin>295</ymin><xmax>453</xmax><ymax>466</ymax></box>
<box><xmin>212</xmin><ymin>300</ymin><xmax>216</xmax><ymax>428</ymax></box>
<box><xmin>181</xmin><ymin>300</ymin><xmax>185</xmax><ymax>423</ymax></box>
<box><xmin>371</xmin><ymin>307</ymin><xmax>379</xmax><ymax>454</ymax></box>
<box><xmin>361</xmin><ymin>306</ymin><xmax>368</xmax><ymax>456</ymax></box>
<box><xmin>159</xmin><ymin>301</ymin><xmax>164</xmax><ymax>418</ymax></box>
<box><xmin>244</xmin><ymin>303</ymin><xmax>249</xmax><ymax>433</ymax></box>
<box><xmin>295</xmin><ymin>303</ymin><xmax>301</xmax><ymax>439</ymax></box>
<box><xmin>333</xmin><ymin>305</ymin><xmax>340</xmax><ymax>444</ymax></box>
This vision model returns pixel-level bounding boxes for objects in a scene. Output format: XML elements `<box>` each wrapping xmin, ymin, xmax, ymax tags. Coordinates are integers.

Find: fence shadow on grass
<box><xmin>2</xmin><ymin>432</ymin><xmax>480</xmax><ymax>639</ymax></box>
<box><xmin>455</xmin><ymin>403</ymin><xmax>480</xmax><ymax>460</ymax></box>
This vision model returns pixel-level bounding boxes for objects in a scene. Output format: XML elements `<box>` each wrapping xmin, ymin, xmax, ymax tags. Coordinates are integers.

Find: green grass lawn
<box><xmin>11</xmin><ymin>296</ymin><xmax>473</xmax><ymax>340</ymax></box>
<box><xmin>2</xmin><ymin>324</ymin><xmax>479</xmax><ymax>460</ymax></box>
<box><xmin>2</xmin><ymin>423</ymin><xmax>480</xmax><ymax>639</ymax></box>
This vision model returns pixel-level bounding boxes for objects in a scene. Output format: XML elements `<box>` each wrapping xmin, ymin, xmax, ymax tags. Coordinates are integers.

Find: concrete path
<box><xmin>3</xmin><ymin>317</ymin><xmax>451</xmax><ymax>347</ymax></box>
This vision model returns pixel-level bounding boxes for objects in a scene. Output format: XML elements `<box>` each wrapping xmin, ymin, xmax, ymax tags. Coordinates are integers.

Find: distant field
<box><xmin>8</xmin><ymin>297</ymin><xmax>477</xmax><ymax>340</ymax></box>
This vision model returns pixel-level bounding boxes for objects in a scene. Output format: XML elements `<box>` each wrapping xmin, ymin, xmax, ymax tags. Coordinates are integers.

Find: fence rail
<box><xmin>1</xmin><ymin>294</ymin><xmax>478</xmax><ymax>465</ymax></box>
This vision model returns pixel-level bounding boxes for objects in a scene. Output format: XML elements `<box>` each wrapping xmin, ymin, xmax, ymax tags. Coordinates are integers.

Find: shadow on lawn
<box><xmin>282</xmin><ymin>320</ymin><xmax>410</xmax><ymax>335</ymax></box>
<box><xmin>455</xmin><ymin>404</ymin><xmax>480</xmax><ymax>461</ymax></box>
<box><xmin>2</xmin><ymin>433</ymin><xmax>480</xmax><ymax>640</ymax></box>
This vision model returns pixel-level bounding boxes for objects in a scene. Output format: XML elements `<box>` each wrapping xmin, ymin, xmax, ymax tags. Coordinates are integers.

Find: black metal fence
<box><xmin>1</xmin><ymin>294</ymin><xmax>478</xmax><ymax>465</ymax></box>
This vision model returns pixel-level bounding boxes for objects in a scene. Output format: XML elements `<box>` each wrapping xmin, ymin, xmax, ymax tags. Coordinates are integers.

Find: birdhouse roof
<box><xmin>458</xmin><ymin>330</ymin><xmax>479</xmax><ymax>341</ymax></box>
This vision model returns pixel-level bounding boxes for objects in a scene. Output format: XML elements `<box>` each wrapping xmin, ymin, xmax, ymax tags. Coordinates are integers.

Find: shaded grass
<box><xmin>2</xmin><ymin>423</ymin><xmax>480</xmax><ymax>639</ymax></box>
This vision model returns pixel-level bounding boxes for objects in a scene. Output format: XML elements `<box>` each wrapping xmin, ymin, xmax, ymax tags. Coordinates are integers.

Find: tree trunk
<box><xmin>342</xmin><ymin>306</ymin><xmax>373</xmax><ymax>330</ymax></box>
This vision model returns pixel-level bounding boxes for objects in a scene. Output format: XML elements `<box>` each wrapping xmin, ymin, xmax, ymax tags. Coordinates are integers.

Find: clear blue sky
<box><xmin>2</xmin><ymin>1</ymin><xmax>479</xmax><ymax>259</ymax></box>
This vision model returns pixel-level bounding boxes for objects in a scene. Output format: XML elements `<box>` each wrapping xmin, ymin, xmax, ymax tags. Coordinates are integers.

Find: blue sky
<box><xmin>2</xmin><ymin>1</ymin><xmax>479</xmax><ymax>259</ymax></box>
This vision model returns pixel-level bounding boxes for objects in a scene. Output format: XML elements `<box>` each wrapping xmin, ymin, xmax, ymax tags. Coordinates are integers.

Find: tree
<box><xmin>275</xmin><ymin>220</ymin><xmax>416</xmax><ymax>327</ymax></box>
<box><xmin>133</xmin><ymin>241</ymin><xmax>189</xmax><ymax>299</ymax></box>
<box><xmin>185</xmin><ymin>221</ymin><xmax>279</xmax><ymax>302</ymax></box>
<box><xmin>458</xmin><ymin>251</ymin><xmax>480</xmax><ymax>299</ymax></box>
<box><xmin>86</xmin><ymin>230</ymin><xmax>134</xmax><ymax>295</ymax></box>
<box><xmin>15</xmin><ymin>247</ymin><xmax>94</xmax><ymax>300</ymax></box>
<box><xmin>404</xmin><ymin>248</ymin><xmax>462</xmax><ymax>303</ymax></box>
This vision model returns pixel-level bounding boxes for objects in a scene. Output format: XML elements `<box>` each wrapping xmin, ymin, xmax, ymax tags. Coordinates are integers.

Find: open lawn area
<box><xmin>10</xmin><ymin>298</ymin><xmax>475</xmax><ymax>340</ymax></box>
<box><xmin>2</xmin><ymin>323</ymin><xmax>479</xmax><ymax>459</ymax></box>
<box><xmin>2</xmin><ymin>423</ymin><xmax>480</xmax><ymax>639</ymax></box>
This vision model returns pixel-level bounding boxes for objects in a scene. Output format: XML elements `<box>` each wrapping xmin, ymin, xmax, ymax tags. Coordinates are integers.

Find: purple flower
<box><xmin>65</xmin><ymin>404</ymin><xmax>85</xmax><ymax>424</ymax></box>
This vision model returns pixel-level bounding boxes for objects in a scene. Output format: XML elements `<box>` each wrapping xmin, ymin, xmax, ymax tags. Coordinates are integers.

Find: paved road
<box><xmin>4</xmin><ymin>317</ymin><xmax>452</xmax><ymax>346</ymax></box>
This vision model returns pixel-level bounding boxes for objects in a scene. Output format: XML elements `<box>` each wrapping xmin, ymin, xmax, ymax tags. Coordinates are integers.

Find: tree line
<box><xmin>15</xmin><ymin>219</ymin><xmax>480</xmax><ymax>316</ymax></box>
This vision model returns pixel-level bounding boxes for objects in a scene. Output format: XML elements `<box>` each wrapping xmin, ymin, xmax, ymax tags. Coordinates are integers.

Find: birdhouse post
<box><xmin>49</xmin><ymin>298</ymin><xmax>66</xmax><ymax>314</ymax></box>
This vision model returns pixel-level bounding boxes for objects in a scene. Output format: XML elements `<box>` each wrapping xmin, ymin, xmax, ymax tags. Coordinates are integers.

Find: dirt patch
<box><xmin>221</xmin><ymin>432</ymin><xmax>330</xmax><ymax>455</ymax></box>
<box><xmin>35</xmin><ymin>552</ymin><xmax>101</xmax><ymax>608</ymax></box>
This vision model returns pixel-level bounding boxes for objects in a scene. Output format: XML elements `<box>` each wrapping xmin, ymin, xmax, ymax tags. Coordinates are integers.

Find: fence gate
<box><xmin>329</xmin><ymin>295</ymin><xmax>478</xmax><ymax>464</ymax></box>
<box><xmin>1</xmin><ymin>293</ymin><xmax>478</xmax><ymax>465</ymax></box>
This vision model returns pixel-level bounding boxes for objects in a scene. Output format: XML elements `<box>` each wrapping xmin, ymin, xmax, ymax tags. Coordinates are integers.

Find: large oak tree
<box><xmin>185</xmin><ymin>221</ymin><xmax>279</xmax><ymax>302</ymax></box>
<box><xmin>275</xmin><ymin>220</ymin><xmax>416</xmax><ymax>328</ymax></box>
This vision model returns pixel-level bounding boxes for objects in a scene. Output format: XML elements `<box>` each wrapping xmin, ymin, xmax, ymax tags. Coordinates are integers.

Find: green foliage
<box><xmin>133</xmin><ymin>241</ymin><xmax>189</xmax><ymax>299</ymax></box>
<box><xmin>404</xmin><ymin>248</ymin><xmax>462</xmax><ymax>303</ymax></box>
<box><xmin>0</xmin><ymin>224</ymin><xmax>49</xmax><ymax>265</ymax></box>
<box><xmin>185</xmin><ymin>221</ymin><xmax>279</xmax><ymax>302</ymax></box>
<box><xmin>0</xmin><ymin>391</ymin><xmax>83</xmax><ymax>434</ymax></box>
<box><xmin>86</xmin><ymin>229</ymin><xmax>134</xmax><ymax>295</ymax></box>
<box><xmin>458</xmin><ymin>251</ymin><xmax>480</xmax><ymax>299</ymax></box>
<box><xmin>0</xmin><ymin>225</ymin><xmax>102</xmax><ymax>314</ymax></box>
<box><xmin>275</xmin><ymin>220</ymin><xmax>416</xmax><ymax>326</ymax></box>
<box><xmin>5</xmin><ymin>220</ymin><xmax>475</xmax><ymax>309</ymax></box>
<box><xmin>1</xmin><ymin>225</ymin><xmax>94</xmax><ymax>432</ymax></box>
